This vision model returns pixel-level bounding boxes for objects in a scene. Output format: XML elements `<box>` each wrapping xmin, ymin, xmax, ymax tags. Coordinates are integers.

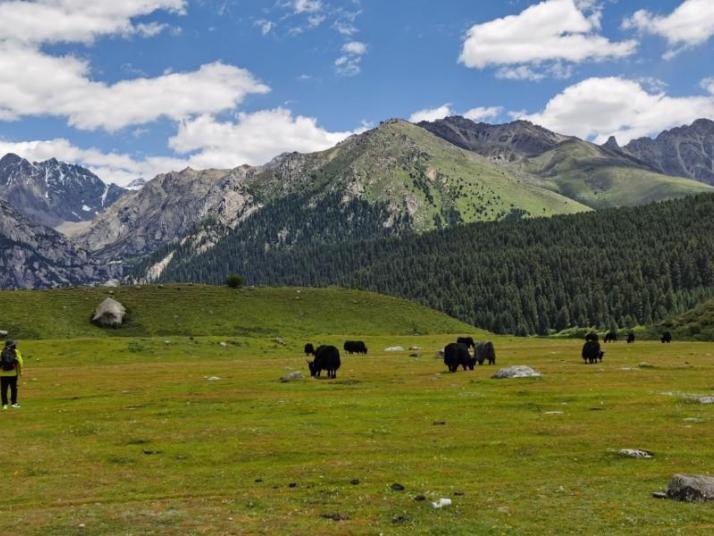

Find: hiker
<box><xmin>1</xmin><ymin>340</ymin><xmax>23</xmax><ymax>410</ymax></box>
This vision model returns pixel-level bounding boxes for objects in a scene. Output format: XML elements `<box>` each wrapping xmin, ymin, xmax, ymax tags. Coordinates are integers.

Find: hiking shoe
<box><xmin>1</xmin><ymin>405</ymin><xmax>7</xmax><ymax>410</ymax></box>
<box><xmin>11</xmin><ymin>404</ymin><xmax>20</xmax><ymax>409</ymax></box>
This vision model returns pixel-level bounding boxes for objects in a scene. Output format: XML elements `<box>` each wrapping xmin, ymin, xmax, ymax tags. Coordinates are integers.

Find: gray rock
<box><xmin>666</xmin><ymin>474</ymin><xmax>714</xmax><ymax>502</ymax></box>
<box><xmin>91</xmin><ymin>297</ymin><xmax>126</xmax><ymax>328</ymax></box>
<box><xmin>492</xmin><ymin>366</ymin><xmax>541</xmax><ymax>379</ymax></box>
<box><xmin>384</xmin><ymin>346</ymin><xmax>405</xmax><ymax>352</ymax></box>
<box><xmin>618</xmin><ymin>449</ymin><xmax>654</xmax><ymax>459</ymax></box>
<box><xmin>274</xmin><ymin>337</ymin><xmax>286</xmax><ymax>346</ymax></box>
<box><xmin>280</xmin><ymin>371</ymin><xmax>304</xmax><ymax>383</ymax></box>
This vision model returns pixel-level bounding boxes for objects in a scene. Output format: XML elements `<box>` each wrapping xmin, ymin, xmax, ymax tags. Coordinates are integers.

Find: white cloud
<box><xmin>342</xmin><ymin>41</ymin><xmax>367</xmax><ymax>55</ymax></box>
<box><xmin>0</xmin><ymin>0</ymin><xmax>185</xmax><ymax>45</ymax></box>
<box><xmin>496</xmin><ymin>66</ymin><xmax>545</xmax><ymax>81</ymax></box>
<box><xmin>623</xmin><ymin>0</ymin><xmax>714</xmax><ymax>57</ymax></box>
<box><xmin>255</xmin><ymin>19</ymin><xmax>274</xmax><ymax>35</ymax></box>
<box><xmin>409</xmin><ymin>105</ymin><xmax>452</xmax><ymax>123</ymax></box>
<box><xmin>0</xmin><ymin>107</ymin><xmax>361</xmax><ymax>185</ymax></box>
<box><xmin>463</xmin><ymin>106</ymin><xmax>503</xmax><ymax>122</ymax></box>
<box><xmin>460</xmin><ymin>0</ymin><xmax>636</xmax><ymax>79</ymax></box>
<box><xmin>168</xmin><ymin>108</ymin><xmax>357</xmax><ymax>170</ymax></box>
<box><xmin>0</xmin><ymin>45</ymin><xmax>269</xmax><ymax>131</ymax></box>
<box><xmin>0</xmin><ymin>2</ymin><xmax>269</xmax><ymax>132</ymax></box>
<box><xmin>293</xmin><ymin>0</ymin><xmax>322</xmax><ymax>14</ymax></box>
<box><xmin>519</xmin><ymin>76</ymin><xmax>714</xmax><ymax>144</ymax></box>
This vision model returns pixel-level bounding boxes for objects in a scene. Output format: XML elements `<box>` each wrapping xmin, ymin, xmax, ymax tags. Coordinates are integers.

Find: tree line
<box><xmin>156</xmin><ymin>193</ymin><xmax>714</xmax><ymax>335</ymax></box>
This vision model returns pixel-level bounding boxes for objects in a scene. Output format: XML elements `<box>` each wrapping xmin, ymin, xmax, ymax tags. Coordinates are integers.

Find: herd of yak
<box><xmin>303</xmin><ymin>330</ymin><xmax>675</xmax><ymax>379</ymax></box>
<box><xmin>302</xmin><ymin>337</ymin><xmax>496</xmax><ymax>378</ymax></box>
<box><xmin>581</xmin><ymin>330</ymin><xmax>673</xmax><ymax>364</ymax></box>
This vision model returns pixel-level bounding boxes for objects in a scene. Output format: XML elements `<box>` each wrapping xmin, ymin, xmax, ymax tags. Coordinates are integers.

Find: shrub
<box><xmin>225</xmin><ymin>274</ymin><xmax>245</xmax><ymax>289</ymax></box>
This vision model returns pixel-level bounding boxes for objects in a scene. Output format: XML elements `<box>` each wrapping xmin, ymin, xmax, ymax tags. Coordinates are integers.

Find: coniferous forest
<box><xmin>156</xmin><ymin>193</ymin><xmax>714</xmax><ymax>335</ymax></box>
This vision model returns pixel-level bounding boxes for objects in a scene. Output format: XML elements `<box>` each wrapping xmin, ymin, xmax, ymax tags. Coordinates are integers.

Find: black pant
<box><xmin>1</xmin><ymin>376</ymin><xmax>17</xmax><ymax>405</ymax></box>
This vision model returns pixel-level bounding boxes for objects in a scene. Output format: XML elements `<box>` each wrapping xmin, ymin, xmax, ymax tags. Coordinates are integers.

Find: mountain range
<box><xmin>0</xmin><ymin>153</ymin><xmax>126</xmax><ymax>228</ymax></box>
<box><xmin>1</xmin><ymin>116</ymin><xmax>714</xmax><ymax>290</ymax></box>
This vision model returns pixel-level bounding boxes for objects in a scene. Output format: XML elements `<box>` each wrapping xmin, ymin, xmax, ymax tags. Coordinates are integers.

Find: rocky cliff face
<box><xmin>0</xmin><ymin>200</ymin><xmax>116</xmax><ymax>289</ymax></box>
<box><xmin>625</xmin><ymin>119</ymin><xmax>714</xmax><ymax>185</ymax></box>
<box><xmin>75</xmin><ymin>166</ymin><xmax>260</xmax><ymax>259</ymax></box>
<box><xmin>418</xmin><ymin>117</ymin><xmax>572</xmax><ymax>161</ymax></box>
<box><xmin>0</xmin><ymin>153</ymin><xmax>126</xmax><ymax>227</ymax></box>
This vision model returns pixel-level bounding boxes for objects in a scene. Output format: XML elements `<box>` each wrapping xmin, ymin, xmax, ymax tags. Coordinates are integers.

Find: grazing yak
<box><xmin>304</xmin><ymin>343</ymin><xmax>315</xmax><ymax>356</ymax></box>
<box><xmin>306</xmin><ymin>345</ymin><xmax>341</xmax><ymax>379</ymax></box>
<box><xmin>456</xmin><ymin>336</ymin><xmax>476</xmax><ymax>350</ymax></box>
<box><xmin>443</xmin><ymin>343</ymin><xmax>475</xmax><ymax>372</ymax></box>
<box><xmin>604</xmin><ymin>331</ymin><xmax>618</xmax><ymax>343</ymax></box>
<box><xmin>661</xmin><ymin>331</ymin><xmax>673</xmax><ymax>344</ymax></box>
<box><xmin>585</xmin><ymin>332</ymin><xmax>599</xmax><ymax>343</ymax></box>
<box><xmin>343</xmin><ymin>340</ymin><xmax>368</xmax><ymax>355</ymax></box>
<box><xmin>582</xmin><ymin>340</ymin><xmax>604</xmax><ymax>364</ymax></box>
<box><xmin>627</xmin><ymin>332</ymin><xmax>635</xmax><ymax>344</ymax></box>
<box><xmin>475</xmin><ymin>342</ymin><xmax>496</xmax><ymax>365</ymax></box>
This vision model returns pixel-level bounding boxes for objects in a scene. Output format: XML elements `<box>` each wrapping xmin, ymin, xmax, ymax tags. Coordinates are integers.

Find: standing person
<box><xmin>1</xmin><ymin>340</ymin><xmax>23</xmax><ymax>410</ymax></box>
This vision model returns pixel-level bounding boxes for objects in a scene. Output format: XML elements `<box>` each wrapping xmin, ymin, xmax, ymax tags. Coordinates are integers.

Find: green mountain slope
<box><xmin>518</xmin><ymin>139</ymin><xmax>714</xmax><ymax>208</ymax></box>
<box><xmin>249</xmin><ymin>119</ymin><xmax>590</xmax><ymax>231</ymax></box>
<box><xmin>419</xmin><ymin>117</ymin><xmax>714</xmax><ymax>210</ymax></box>
<box><xmin>0</xmin><ymin>285</ymin><xmax>477</xmax><ymax>339</ymax></box>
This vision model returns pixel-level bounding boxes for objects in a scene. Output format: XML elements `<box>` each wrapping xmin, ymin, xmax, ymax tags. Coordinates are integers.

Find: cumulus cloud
<box><xmin>409</xmin><ymin>105</ymin><xmax>453</xmax><ymax>123</ymax></box>
<box><xmin>460</xmin><ymin>0</ymin><xmax>636</xmax><ymax>79</ymax></box>
<box><xmin>0</xmin><ymin>0</ymin><xmax>185</xmax><ymax>45</ymax></box>
<box><xmin>463</xmin><ymin>106</ymin><xmax>504</xmax><ymax>122</ymax></box>
<box><xmin>623</xmin><ymin>0</ymin><xmax>714</xmax><ymax>58</ymax></box>
<box><xmin>519</xmin><ymin>76</ymin><xmax>714</xmax><ymax>144</ymax></box>
<box><xmin>0</xmin><ymin>45</ymin><xmax>269</xmax><ymax>131</ymax></box>
<box><xmin>168</xmin><ymin>108</ymin><xmax>358</xmax><ymax>170</ymax></box>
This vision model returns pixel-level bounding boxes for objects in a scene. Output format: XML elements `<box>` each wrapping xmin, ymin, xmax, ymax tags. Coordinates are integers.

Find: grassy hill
<box><xmin>518</xmin><ymin>139</ymin><xmax>714</xmax><ymax>209</ymax></box>
<box><xmin>660</xmin><ymin>297</ymin><xmax>714</xmax><ymax>340</ymax></box>
<box><xmin>0</xmin><ymin>285</ymin><xmax>478</xmax><ymax>340</ymax></box>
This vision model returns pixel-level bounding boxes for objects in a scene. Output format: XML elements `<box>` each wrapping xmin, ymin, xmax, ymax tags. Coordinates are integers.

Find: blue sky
<box><xmin>0</xmin><ymin>0</ymin><xmax>712</xmax><ymax>185</ymax></box>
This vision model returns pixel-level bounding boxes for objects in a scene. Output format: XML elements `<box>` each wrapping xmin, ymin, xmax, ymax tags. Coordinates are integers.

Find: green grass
<box><xmin>0</xmin><ymin>285</ymin><xmax>477</xmax><ymax>340</ymax></box>
<box><xmin>4</xmin><ymin>335</ymin><xmax>714</xmax><ymax>534</ymax></box>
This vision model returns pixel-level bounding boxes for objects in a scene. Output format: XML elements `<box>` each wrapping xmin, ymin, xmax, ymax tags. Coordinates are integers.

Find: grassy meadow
<box><xmin>2</xmin><ymin>287</ymin><xmax>714</xmax><ymax>534</ymax></box>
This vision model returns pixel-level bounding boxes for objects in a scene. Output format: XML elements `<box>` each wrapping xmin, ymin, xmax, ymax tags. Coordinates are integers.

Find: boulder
<box><xmin>619</xmin><ymin>449</ymin><xmax>654</xmax><ymax>459</ymax></box>
<box><xmin>385</xmin><ymin>346</ymin><xmax>405</xmax><ymax>352</ymax></box>
<box><xmin>0</xmin><ymin>330</ymin><xmax>7</xmax><ymax>339</ymax></box>
<box><xmin>91</xmin><ymin>297</ymin><xmax>126</xmax><ymax>328</ymax></box>
<box><xmin>492</xmin><ymin>366</ymin><xmax>541</xmax><ymax>379</ymax></box>
<box><xmin>666</xmin><ymin>474</ymin><xmax>714</xmax><ymax>502</ymax></box>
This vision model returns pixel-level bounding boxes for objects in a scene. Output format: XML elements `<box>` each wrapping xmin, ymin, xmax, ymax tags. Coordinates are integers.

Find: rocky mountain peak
<box><xmin>0</xmin><ymin>153</ymin><xmax>127</xmax><ymax>227</ymax></box>
<box><xmin>624</xmin><ymin>118</ymin><xmax>714</xmax><ymax>185</ymax></box>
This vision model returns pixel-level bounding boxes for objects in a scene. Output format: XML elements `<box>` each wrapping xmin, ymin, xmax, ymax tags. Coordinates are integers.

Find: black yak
<box><xmin>627</xmin><ymin>332</ymin><xmax>635</xmax><ymax>344</ymax></box>
<box><xmin>343</xmin><ymin>340</ymin><xmax>368</xmax><ymax>354</ymax></box>
<box><xmin>582</xmin><ymin>340</ymin><xmax>604</xmax><ymax>364</ymax></box>
<box><xmin>604</xmin><ymin>331</ymin><xmax>618</xmax><ymax>343</ymax></box>
<box><xmin>475</xmin><ymin>342</ymin><xmax>496</xmax><ymax>365</ymax></box>
<box><xmin>443</xmin><ymin>343</ymin><xmax>475</xmax><ymax>372</ymax></box>
<box><xmin>304</xmin><ymin>343</ymin><xmax>315</xmax><ymax>356</ymax></box>
<box><xmin>306</xmin><ymin>345</ymin><xmax>341</xmax><ymax>379</ymax></box>
<box><xmin>585</xmin><ymin>332</ymin><xmax>599</xmax><ymax>343</ymax></box>
<box><xmin>456</xmin><ymin>337</ymin><xmax>476</xmax><ymax>350</ymax></box>
<box><xmin>661</xmin><ymin>332</ymin><xmax>672</xmax><ymax>344</ymax></box>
